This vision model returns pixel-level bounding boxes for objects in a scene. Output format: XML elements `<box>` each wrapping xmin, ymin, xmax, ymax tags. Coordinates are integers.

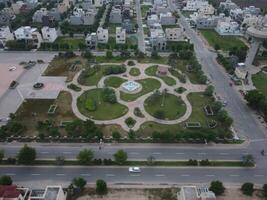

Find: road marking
<box><xmin>181</xmin><ymin>174</ymin><xmax>190</xmax><ymax>177</ymax></box>
<box><xmin>197</xmin><ymin>153</ymin><xmax>206</xmax><ymax>155</ymax></box>
<box><xmin>5</xmin><ymin>173</ymin><xmax>15</xmax><ymax>176</ymax></box>
<box><xmin>152</xmin><ymin>152</ymin><xmax>161</xmax><ymax>155</ymax></box>
<box><xmin>63</xmin><ymin>152</ymin><xmax>71</xmax><ymax>154</ymax></box>
<box><xmin>219</xmin><ymin>153</ymin><xmax>229</xmax><ymax>155</ymax></box>
<box><xmin>205</xmin><ymin>175</ymin><xmax>215</xmax><ymax>177</ymax></box>
<box><xmin>40</xmin><ymin>151</ymin><xmax>49</xmax><ymax>154</ymax></box>
<box><xmin>254</xmin><ymin>175</ymin><xmax>264</xmax><ymax>177</ymax></box>
<box><xmin>129</xmin><ymin>152</ymin><xmax>140</xmax><ymax>155</ymax></box>
<box><xmin>130</xmin><ymin>174</ymin><xmax>141</xmax><ymax>177</ymax></box>
<box><xmin>56</xmin><ymin>174</ymin><xmax>65</xmax><ymax>176</ymax></box>
<box><xmin>230</xmin><ymin>174</ymin><xmax>240</xmax><ymax>177</ymax></box>
<box><xmin>80</xmin><ymin>174</ymin><xmax>91</xmax><ymax>177</ymax></box>
<box><xmin>155</xmin><ymin>174</ymin><xmax>165</xmax><ymax>177</ymax></box>
<box><xmin>106</xmin><ymin>174</ymin><xmax>115</xmax><ymax>177</ymax></box>
<box><xmin>31</xmin><ymin>174</ymin><xmax>40</xmax><ymax>176</ymax></box>
<box><xmin>175</xmin><ymin>153</ymin><xmax>185</xmax><ymax>155</ymax></box>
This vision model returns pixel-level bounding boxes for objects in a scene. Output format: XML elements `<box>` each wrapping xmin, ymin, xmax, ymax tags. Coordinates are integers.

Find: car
<box><xmin>129</xmin><ymin>167</ymin><xmax>141</xmax><ymax>173</ymax></box>
<box><xmin>9</xmin><ymin>66</ymin><xmax>17</xmax><ymax>71</ymax></box>
<box><xmin>9</xmin><ymin>80</ymin><xmax>19</xmax><ymax>89</ymax></box>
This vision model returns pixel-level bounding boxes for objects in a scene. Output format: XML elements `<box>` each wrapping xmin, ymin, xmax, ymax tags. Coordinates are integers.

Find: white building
<box><xmin>150</xmin><ymin>28</ymin><xmax>166</xmax><ymax>51</ymax></box>
<box><xmin>32</xmin><ymin>8</ymin><xmax>47</xmax><ymax>23</ymax></box>
<box><xmin>159</xmin><ymin>12</ymin><xmax>176</xmax><ymax>25</ymax></box>
<box><xmin>219</xmin><ymin>0</ymin><xmax>239</xmax><ymax>11</ymax></box>
<box><xmin>0</xmin><ymin>26</ymin><xmax>14</xmax><ymax>48</ymax></box>
<box><xmin>241</xmin><ymin>14</ymin><xmax>259</xmax><ymax>30</ymax></box>
<box><xmin>198</xmin><ymin>4</ymin><xmax>214</xmax><ymax>15</ymax></box>
<box><xmin>183</xmin><ymin>0</ymin><xmax>209</xmax><ymax>12</ymax></box>
<box><xmin>165</xmin><ymin>28</ymin><xmax>184</xmax><ymax>41</ymax></box>
<box><xmin>41</xmin><ymin>27</ymin><xmax>58</xmax><ymax>43</ymax></box>
<box><xmin>110</xmin><ymin>7</ymin><xmax>122</xmax><ymax>23</ymax></box>
<box><xmin>215</xmin><ymin>18</ymin><xmax>241</xmax><ymax>35</ymax></box>
<box><xmin>14</xmin><ymin>26</ymin><xmax>42</xmax><ymax>48</ymax></box>
<box><xmin>85</xmin><ymin>32</ymin><xmax>97</xmax><ymax>48</ymax></box>
<box><xmin>116</xmin><ymin>27</ymin><xmax>126</xmax><ymax>44</ymax></box>
<box><xmin>147</xmin><ymin>14</ymin><xmax>159</xmax><ymax>27</ymax></box>
<box><xmin>97</xmin><ymin>27</ymin><xmax>109</xmax><ymax>44</ymax></box>
<box><xmin>94</xmin><ymin>0</ymin><xmax>103</xmax><ymax>7</ymax></box>
<box><xmin>29</xmin><ymin>186</ymin><xmax>66</xmax><ymax>200</ymax></box>
<box><xmin>177</xmin><ymin>186</ymin><xmax>216</xmax><ymax>200</ymax></box>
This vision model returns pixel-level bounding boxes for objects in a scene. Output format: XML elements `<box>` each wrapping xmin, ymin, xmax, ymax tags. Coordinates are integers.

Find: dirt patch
<box><xmin>217</xmin><ymin>188</ymin><xmax>263</xmax><ymax>200</ymax></box>
<box><xmin>100</xmin><ymin>124</ymin><xmax>127</xmax><ymax>137</ymax></box>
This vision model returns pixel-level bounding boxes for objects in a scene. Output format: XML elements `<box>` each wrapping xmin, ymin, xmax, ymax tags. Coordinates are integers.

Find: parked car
<box><xmin>8</xmin><ymin>66</ymin><xmax>17</xmax><ymax>71</ymax></box>
<box><xmin>9</xmin><ymin>80</ymin><xmax>19</xmax><ymax>89</ymax></box>
<box><xmin>129</xmin><ymin>167</ymin><xmax>141</xmax><ymax>173</ymax></box>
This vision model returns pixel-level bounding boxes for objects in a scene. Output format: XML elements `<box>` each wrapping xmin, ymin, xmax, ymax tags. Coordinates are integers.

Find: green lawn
<box><xmin>252</xmin><ymin>72</ymin><xmax>267</xmax><ymax>97</ymax></box>
<box><xmin>141</xmin><ymin>5</ymin><xmax>152</xmax><ymax>17</ymax></box>
<box><xmin>104</xmin><ymin>76</ymin><xmax>127</xmax><ymax>88</ymax></box>
<box><xmin>129</xmin><ymin>67</ymin><xmax>141</xmax><ymax>76</ymax></box>
<box><xmin>77</xmin><ymin>89</ymin><xmax>128</xmax><ymax>120</ymax></box>
<box><xmin>120</xmin><ymin>78</ymin><xmax>161</xmax><ymax>101</ymax></box>
<box><xmin>108</xmin><ymin>23</ymin><xmax>121</xmax><ymax>34</ymax></box>
<box><xmin>55</xmin><ymin>37</ymin><xmax>85</xmax><ymax>50</ymax></box>
<box><xmin>200</xmin><ymin>30</ymin><xmax>246</xmax><ymax>51</ymax></box>
<box><xmin>144</xmin><ymin>93</ymin><xmax>186</xmax><ymax>120</ymax></box>
<box><xmin>145</xmin><ymin>65</ymin><xmax>176</xmax><ymax>86</ymax></box>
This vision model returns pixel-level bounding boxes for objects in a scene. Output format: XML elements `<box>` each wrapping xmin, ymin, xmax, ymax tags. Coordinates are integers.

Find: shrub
<box><xmin>209</xmin><ymin>180</ymin><xmax>225</xmax><ymax>195</ymax></box>
<box><xmin>0</xmin><ymin>149</ymin><xmax>4</xmax><ymax>163</ymax></box>
<box><xmin>77</xmin><ymin>149</ymin><xmax>94</xmax><ymax>165</ymax></box>
<box><xmin>17</xmin><ymin>145</ymin><xmax>36</xmax><ymax>165</ymax></box>
<box><xmin>125</xmin><ymin>117</ymin><xmax>136</xmax><ymax>128</ymax></box>
<box><xmin>103</xmin><ymin>159</ymin><xmax>113</xmax><ymax>165</ymax></box>
<box><xmin>96</xmin><ymin>179</ymin><xmax>107</xmax><ymax>195</ymax></box>
<box><xmin>93</xmin><ymin>159</ymin><xmax>102</xmax><ymax>165</ymax></box>
<box><xmin>241</xmin><ymin>182</ymin><xmax>254</xmax><ymax>196</ymax></box>
<box><xmin>0</xmin><ymin>176</ymin><xmax>12</xmax><ymax>185</ymax></box>
<box><xmin>263</xmin><ymin>184</ymin><xmax>267</xmax><ymax>198</ymax></box>
<box><xmin>102</xmin><ymin>88</ymin><xmax>117</xmax><ymax>104</ymax></box>
<box><xmin>6</xmin><ymin>157</ymin><xmax>16</xmax><ymax>164</ymax></box>
<box><xmin>103</xmin><ymin>65</ymin><xmax>126</xmax><ymax>75</ymax></box>
<box><xmin>187</xmin><ymin>159</ymin><xmax>198</xmax><ymax>166</ymax></box>
<box><xmin>199</xmin><ymin>159</ymin><xmax>211</xmax><ymax>166</ymax></box>
<box><xmin>127</xmin><ymin>60</ymin><xmax>135</xmax><ymax>66</ymax></box>
<box><xmin>112</xmin><ymin>131</ymin><xmax>121</xmax><ymax>141</ymax></box>
<box><xmin>113</xmin><ymin>149</ymin><xmax>127</xmax><ymax>164</ymax></box>
<box><xmin>73</xmin><ymin>177</ymin><xmax>87</xmax><ymax>190</ymax></box>
<box><xmin>154</xmin><ymin>110</ymin><xmax>165</xmax><ymax>119</ymax></box>
<box><xmin>128</xmin><ymin>129</ymin><xmax>135</xmax><ymax>140</ymax></box>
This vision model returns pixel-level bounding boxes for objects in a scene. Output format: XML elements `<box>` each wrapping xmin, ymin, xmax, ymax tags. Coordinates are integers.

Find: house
<box><xmin>57</xmin><ymin>0</ymin><xmax>70</xmax><ymax>13</ymax></box>
<box><xmin>195</xmin><ymin>14</ymin><xmax>225</xmax><ymax>29</ymax></box>
<box><xmin>165</xmin><ymin>28</ymin><xmax>184</xmax><ymax>41</ymax></box>
<box><xmin>243</xmin><ymin>6</ymin><xmax>261</xmax><ymax>16</ymax></box>
<box><xmin>159</xmin><ymin>12</ymin><xmax>176</xmax><ymax>25</ymax></box>
<box><xmin>147</xmin><ymin>14</ymin><xmax>159</xmax><ymax>27</ymax></box>
<box><xmin>183</xmin><ymin>0</ymin><xmax>209</xmax><ymax>12</ymax></box>
<box><xmin>235</xmin><ymin>63</ymin><xmax>249</xmax><ymax>80</ymax></box>
<box><xmin>41</xmin><ymin>27</ymin><xmax>58</xmax><ymax>43</ymax></box>
<box><xmin>29</xmin><ymin>186</ymin><xmax>66</xmax><ymax>200</ymax></box>
<box><xmin>0</xmin><ymin>26</ymin><xmax>14</xmax><ymax>48</ymax></box>
<box><xmin>0</xmin><ymin>185</ymin><xmax>29</xmax><ymax>200</ymax></box>
<box><xmin>122</xmin><ymin>19</ymin><xmax>133</xmax><ymax>33</ymax></box>
<box><xmin>32</xmin><ymin>8</ymin><xmax>47</xmax><ymax>23</ymax></box>
<box><xmin>229</xmin><ymin>8</ymin><xmax>243</xmax><ymax>23</ymax></box>
<box><xmin>94</xmin><ymin>0</ymin><xmax>103</xmax><ymax>7</ymax></box>
<box><xmin>97</xmin><ymin>27</ymin><xmax>108</xmax><ymax>43</ymax></box>
<box><xmin>150</xmin><ymin>28</ymin><xmax>166</xmax><ymax>51</ymax></box>
<box><xmin>198</xmin><ymin>4</ymin><xmax>214</xmax><ymax>15</ymax></box>
<box><xmin>0</xmin><ymin>8</ymin><xmax>15</xmax><ymax>26</ymax></box>
<box><xmin>177</xmin><ymin>186</ymin><xmax>216</xmax><ymax>200</ymax></box>
<box><xmin>85</xmin><ymin>32</ymin><xmax>97</xmax><ymax>48</ymax></box>
<box><xmin>152</xmin><ymin>5</ymin><xmax>170</xmax><ymax>15</ymax></box>
<box><xmin>219</xmin><ymin>0</ymin><xmax>239</xmax><ymax>12</ymax></box>
<box><xmin>116</xmin><ymin>27</ymin><xmax>126</xmax><ymax>44</ymax></box>
<box><xmin>47</xmin><ymin>8</ymin><xmax>61</xmax><ymax>21</ymax></box>
<box><xmin>70</xmin><ymin>7</ymin><xmax>96</xmax><ymax>25</ymax></box>
<box><xmin>83</xmin><ymin>9</ymin><xmax>97</xmax><ymax>25</ymax></box>
<box><xmin>11</xmin><ymin>1</ymin><xmax>25</xmax><ymax>14</ymax></box>
<box><xmin>110</xmin><ymin>7</ymin><xmax>122</xmax><ymax>23</ymax></box>
<box><xmin>215</xmin><ymin>18</ymin><xmax>241</xmax><ymax>35</ymax></box>
<box><xmin>14</xmin><ymin>26</ymin><xmax>42</xmax><ymax>48</ymax></box>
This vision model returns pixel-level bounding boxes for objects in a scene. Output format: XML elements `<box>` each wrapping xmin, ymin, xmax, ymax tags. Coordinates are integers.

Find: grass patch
<box><xmin>120</xmin><ymin>78</ymin><xmax>161</xmax><ymax>101</ymax></box>
<box><xmin>144</xmin><ymin>93</ymin><xmax>186</xmax><ymax>120</ymax></box>
<box><xmin>108</xmin><ymin>23</ymin><xmax>121</xmax><ymax>34</ymax></box>
<box><xmin>77</xmin><ymin>88</ymin><xmax>128</xmax><ymax>120</ymax></box>
<box><xmin>145</xmin><ymin>65</ymin><xmax>176</xmax><ymax>86</ymax></box>
<box><xmin>252</xmin><ymin>71</ymin><xmax>267</xmax><ymax>98</ymax></box>
<box><xmin>129</xmin><ymin>67</ymin><xmax>141</xmax><ymax>76</ymax></box>
<box><xmin>200</xmin><ymin>30</ymin><xmax>246</xmax><ymax>51</ymax></box>
<box><xmin>54</xmin><ymin>37</ymin><xmax>85</xmax><ymax>50</ymax></box>
<box><xmin>141</xmin><ymin>5</ymin><xmax>152</xmax><ymax>17</ymax></box>
<box><xmin>104</xmin><ymin>76</ymin><xmax>127</xmax><ymax>88</ymax></box>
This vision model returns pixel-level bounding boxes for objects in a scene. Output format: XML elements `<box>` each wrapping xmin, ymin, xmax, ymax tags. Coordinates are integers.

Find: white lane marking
<box><xmin>80</xmin><ymin>174</ymin><xmax>91</xmax><ymax>177</ymax></box>
<box><xmin>40</xmin><ymin>152</ymin><xmax>49</xmax><ymax>154</ymax></box>
<box><xmin>63</xmin><ymin>152</ymin><xmax>71</xmax><ymax>154</ymax></box>
<box><xmin>181</xmin><ymin>174</ymin><xmax>190</xmax><ymax>177</ymax></box>
<box><xmin>230</xmin><ymin>174</ymin><xmax>240</xmax><ymax>177</ymax></box>
<box><xmin>56</xmin><ymin>174</ymin><xmax>65</xmax><ymax>176</ymax></box>
<box><xmin>155</xmin><ymin>174</ymin><xmax>165</xmax><ymax>177</ymax></box>
<box><xmin>31</xmin><ymin>174</ymin><xmax>40</xmax><ymax>176</ymax></box>
<box><xmin>106</xmin><ymin>174</ymin><xmax>115</xmax><ymax>177</ymax></box>
<box><xmin>175</xmin><ymin>153</ymin><xmax>185</xmax><ymax>155</ymax></box>
<box><xmin>130</xmin><ymin>174</ymin><xmax>141</xmax><ymax>177</ymax></box>
<box><xmin>152</xmin><ymin>152</ymin><xmax>161</xmax><ymax>155</ymax></box>
<box><xmin>5</xmin><ymin>173</ymin><xmax>15</xmax><ymax>176</ymax></box>
<box><xmin>129</xmin><ymin>152</ymin><xmax>140</xmax><ymax>155</ymax></box>
<box><xmin>254</xmin><ymin>174</ymin><xmax>264</xmax><ymax>177</ymax></box>
<box><xmin>197</xmin><ymin>153</ymin><xmax>206</xmax><ymax>155</ymax></box>
<box><xmin>219</xmin><ymin>153</ymin><xmax>229</xmax><ymax>155</ymax></box>
<box><xmin>205</xmin><ymin>174</ymin><xmax>215</xmax><ymax>177</ymax></box>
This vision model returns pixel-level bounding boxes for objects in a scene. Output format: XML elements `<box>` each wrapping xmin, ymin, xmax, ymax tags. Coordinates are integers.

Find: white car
<box><xmin>129</xmin><ymin>167</ymin><xmax>141</xmax><ymax>173</ymax></box>
<box><xmin>9</xmin><ymin>66</ymin><xmax>17</xmax><ymax>71</ymax></box>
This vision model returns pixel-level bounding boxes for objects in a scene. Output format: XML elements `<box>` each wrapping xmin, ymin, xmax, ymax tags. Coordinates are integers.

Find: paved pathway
<box><xmin>65</xmin><ymin>60</ymin><xmax>207</xmax><ymax>131</ymax></box>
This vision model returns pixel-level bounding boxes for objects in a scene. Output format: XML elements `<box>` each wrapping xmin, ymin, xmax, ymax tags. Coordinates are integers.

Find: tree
<box><xmin>242</xmin><ymin>154</ymin><xmax>255</xmax><ymax>166</ymax></box>
<box><xmin>96</xmin><ymin>179</ymin><xmax>107</xmax><ymax>195</ymax></box>
<box><xmin>241</xmin><ymin>182</ymin><xmax>254</xmax><ymax>196</ymax></box>
<box><xmin>209</xmin><ymin>180</ymin><xmax>225</xmax><ymax>195</ymax></box>
<box><xmin>106</xmin><ymin>50</ymin><xmax>113</xmax><ymax>58</ymax></box>
<box><xmin>217</xmin><ymin>110</ymin><xmax>233</xmax><ymax>128</ymax></box>
<box><xmin>128</xmin><ymin>129</ymin><xmax>135</xmax><ymax>140</ymax></box>
<box><xmin>204</xmin><ymin>85</ymin><xmax>214</xmax><ymax>96</ymax></box>
<box><xmin>77</xmin><ymin>149</ymin><xmax>94</xmax><ymax>165</ymax></box>
<box><xmin>211</xmin><ymin>101</ymin><xmax>223</xmax><ymax>113</ymax></box>
<box><xmin>262</xmin><ymin>184</ymin><xmax>267</xmax><ymax>198</ymax></box>
<box><xmin>0</xmin><ymin>149</ymin><xmax>4</xmax><ymax>163</ymax></box>
<box><xmin>113</xmin><ymin>149</ymin><xmax>127</xmax><ymax>164</ymax></box>
<box><xmin>17</xmin><ymin>145</ymin><xmax>36</xmax><ymax>164</ymax></box>
<box><xmin>245</xmin><ymin>90</ymin><xmax>266</xmax><ymax>110</ymax></box>
<box><xmin>55</xmin><ymin>156</ymin><xmax>65</xmax><ymax>165</ymax></box>
<box><xmin>0</xmin><ymin>176</ymin><xmax>12</xmax><ymax>185</ymax></box>
<box><xmin>214</xmin><ymin>44</ymin><xmax>220</xmax><ymax>51</ymax></box>
<box><xmin>147</xmin><ymin>155</ymin><xmax>156</xmax><ymax>165</ymax></box>
<box><xmin>72</xmin><ymin>177</ymin><xmax>87</xmax><ymax>190</ymax></box>
<box><xmin>151</xmin><ymin>50</ymin><xmax>159</xmax><ymax>59</ymax></box>
<box><xmin>112</xmin><ymin>131</ymin><xmax>121</xmax><ymax>141</ymax></box>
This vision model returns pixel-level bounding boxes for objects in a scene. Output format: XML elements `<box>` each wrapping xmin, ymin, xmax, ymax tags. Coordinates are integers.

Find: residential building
<box><xmin>0</xmin><ymin>185</ymin><xmax>29</xmax><ymax>200</ymax></box>
<box><xmin>219</xmin><ymin>0</ymin><xmax>239</xmax><ymax>12</ymax></box>
<box><xmin>198</xmin><ymin>4</ymin><xmax>214</xmax><ymax>15</ymax></box>
<box><xmin>195</xmin><ymin>13</ymin><xmax>225</xmax><ymax>29</ymax></box>
<box><xmin>152</xmin><ymin>5</ymin><xmax>170</xmax><ymax>15</ymax></box>
<box><xmin>177</xmin><ymin>186</ymin><xmax>216</xmax><ymax>200</ymax></box>
<box><xmin>147</xmin><ymin>14</ymin><xmax>159</xmax><ymax>27</ymax></box>
<box><xmin>215</xmin><ymin>18</ymin><xmax>241</xmax><ymax>35</ymax></box>
<box><xmin>165</xmin><ymin>28</ymin><xmax>184</xmax><ymax>41</ymax></box>
<box><xmin>29</xmin><ymin>186</ymin><xmax>66</xmax><ymax>200</ymax></box>
<box><xmin>14</xmin><ymin>26</ymin><xmax>42</xmax><ymax>48</ymax></box>
<box><xmin>83</xmin><ymin>9</ymin><xmax>97</xmax><ymax>25</ymax></box>
<box><xmin>183</xmin><ymin>0</ymin><xmax>209</xmax><ymax>12</ymax></box>
<box><xmin>154</xmin><ymin>0</ymin><xmax>163</xmax><ymax>6</ymax></box>
<box><xmin>97</xmin><ymin>27</ymin><xmax>108</xmax><ymax>43</ymax></box>
<box><xmin>116</xmin><ymin>27</ymin><xmax>126</xmax><ymax>44</ymax></box>
<box><xmin>47</xmin><ymin>8</ymin><xmax>61</xmax><ymax>21</ymax></box>
<box><xmin>230</xmin><ymin>8</ymin><xmax>243</xmax><ymax>23</ymax></box>
<box><xmin>0</xmin><ymin>8</ymin><xmax>15</xmax><ymax>26</ymax></box>
<box><xmin>122</xmin><ymin>19</ymin><xmax>133</xmax><ymax>33</ymax></box>
<box><xmin>85</xmin><ymin>32</ymin><xmax>97</xmax><ymax>48</ymax></box>
<box><xmin>241</xmin><ymin>14</ymin><xmax>259</xmax><ymax>30</ymax></box>
<box><xmin>32</xmin><ymin>8</ymin><xmax>47</xmax><ymax>23</ymax></box>
<box><xmin>94</xmin><ymin>0</ymin><xmax>103</xmax><ymax>7</ymax></box>
<box><xmin>11</xmin><ymin>1</ymin><xmax>25</xmax><ymax>14</ymax></box>
<box><xmin>0</xmin><ymin>26</ymin><xmax>14</xmax><ymax>48</ymax></box>
<box><xmin>243</xmin><ymin>6</ymin><xmax>261</xmax><ymax>16</ymax></box>
<box><xmin>57</xmin><ymin>0</ymin><xmax>70</xmax><ymax>13</ymax></box>
<box><xmin>150</xmin><ymin>28</ymin><xmax>166</xmax><ymax>51</ymax></box>
<box><xmin>70</xmin><ymin>7</ymin><xmax>96</xmax><ymax>25</ymax></box>
<box><xmin>41</xmin><ymin>27</ymin><xmax>58</xmax><ymax>43</ymax></box>
<box><xmin>159</xmin><ymin>12</ymin><xmax>176</xmax><ymax>25</ymax></box>
<box><xmin>110</xmin><ymin>7</ymin><xmax>122</xmax><ymax>23</ymax></box>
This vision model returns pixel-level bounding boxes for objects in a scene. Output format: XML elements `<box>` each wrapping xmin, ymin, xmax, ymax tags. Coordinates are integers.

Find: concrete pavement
<box><xmin>135</xmin><ymin>0</ymin><xmax>146</xmax><ymax>53</ymax></box>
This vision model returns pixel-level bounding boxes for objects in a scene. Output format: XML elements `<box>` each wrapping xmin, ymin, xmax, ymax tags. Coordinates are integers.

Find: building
<box><xmin>57</xmin><ymin>0</ymin><xmax>70</xmax><ymax>13</ymax></box>
<box><xmin>241</xmin><ymin>14</ymin><xmax>259</xmax><ymax>30</ymax></box>
<box><xmin>177</xmin><ymin>186</ymin><xmax>216</xmax><ymax>200</ymax></box>
<box><xmin>0</xmin><ymin>8</ymin><xmax>15</xmax><ymax>26</ymax></box>
<box><xmin>0</xmin><ymin>185</ymin><xmax>29</xmax><ymax>200</ymax></box>
<box><xmin>165</xmin><ymin>28</ymin><xmax>184</xmax><ymax>41</ymax></box>
<box><xmin>0</xmin><ymin>26</ymin><xmax>14</xmax><ymax>48</ymax></box>
<box><xmin>159</xmin><ymin>12</ymin><xmax>176</xmax><ymax>25</ymax></box>
<box><xmin>150</xmin><ymin>28</ymin><xmax>166</xmax><ymax>51</ymax></box>
<box><xmin>41</xmin><ymin>27</ymin><xmax>58</xmax><ymax>43</ymax></box>
<box><xmin>110</xmin><ymin>7</ymin><xmax>122</xmax><ymax>23</ymax></box>
<box><xmin>29</xmin><ymin>186</ymin><xmax>66</xmax><ymax>200</ymax></box>
<box><xmin>85</xmin><ymin>32</ymin><xmax>97</xmax><ymax>48</ymax></box>
<box><xmin>11</xmin><ymin>1</ymin><xmax>25</xmax><ymax>14</ymax></box>
<box><xmin>83</xmin><ymin>9</ymin><xmax>97</xmax><ymax>25</ymax></box>
<box><xmin>14</xmin><ymin>26</ymin><xmax>43</xmax><ymax>48</ymax></box>
<box><xmin>70</xmin><ymin>7</ymin><xmax>96</xmax><ymax>25</ymax></box>
<box><xmin>229</xmin><ymin>8</ymin><xmax>243</xmax><ymax>23</ymax></box>
<box><xmin>198</xmin><ymin>4</ymin><xmax>214</xmax><ymax>15</ymax></box>
<box><xmin>47</xmin><ymin>8</ymin><xmax>61</xmax><ymax>21</ymax></box>
<box><xmin>215</xmin><ymin>18</ymin><xmax>241</xmax><ymax>35</ymax></box>
<box><xmin>116</xmin><ymin>27</ymin><xmax>126</xmax><ymax>44</ymax></box>
<box><xmin>219</xmin><ymin>0</ymin><xmax>239</xmax><ymax>12</ymax></box>
<box><xmin>32</xmin><ymin>8</ymin><xmax>47</xmax><ymax>23</ymax></box>
<box><xmin>97</xmin><ymin>27</ymin><xmax>108</xmax><ymax>43</ymax></box>
<box><xmin>195</xmin><ymin>14</ymin><xmax>225</xmax><ymax>29</ymax></box>
<box><xmin>94</xmin><ymin>0</ymin><xmax>103</xmax><ymax>7</ymax></box>
<box><xmin>183</xmin><ymin>0</ymin><xmax>209</xmax><ymax>12</ymax></box>
<box><xmin>147</xmin><ymin>14</ymin><xmax>159</xmax><ymax>27</ymax></box>
<box><xmin>122</xmin><ymin>19</ymin><xmax>133</xmax><ymax>33</ymax></box>
<box><xmin>235</xmin><ymin>63</ymin><xmax>249</xmax><ymax>79</ymax></box>
<box><xmin>243</xmin><ymin>6</ymin><xmax>261</xmax><ymax>16</ymax></box>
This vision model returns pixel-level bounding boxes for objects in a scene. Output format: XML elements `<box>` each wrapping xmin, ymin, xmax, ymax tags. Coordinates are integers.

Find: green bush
<box><xmin>112</xmin><ymin>131</ymin><xmax>121</xmax><ymax>141</ymax></box>
<box><xmin>125</xmin><ymin>117</ymin><xmax>136</xmax><ymax>128</ymax></box>
<box><xmin>187</xmin><ymin>159</ymin><xmax>198</xmax><ymax>166</ymax></box>
<box><xmin>209</xmin><ymin>180</ymin><xmax>225</xmax><ymax>195</ymax></box>
<box><xmin>113</xmin><ymin>149</ymin><xmax>127</xmax><ymax>164</ymax></box>
<box><xmin>96</xmin><ymin>179</ymin><xmax>108</xmax><ymax>195</ymax></box>
<box><xmin>241</xmin><ymin>182</ymin><xmax>254</xmax><ymax>196</ymax></box>
<box><xmin>17</xmin><ymin>145</ymin><xmax>36</xmax><ymax>165</ymax></box>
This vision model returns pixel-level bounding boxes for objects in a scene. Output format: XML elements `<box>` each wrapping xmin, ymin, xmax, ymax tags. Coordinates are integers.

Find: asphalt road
<box><xmin>135</xmin><ymin>0</ymin><xmax>146</xmax><ymax>53</ymax></box>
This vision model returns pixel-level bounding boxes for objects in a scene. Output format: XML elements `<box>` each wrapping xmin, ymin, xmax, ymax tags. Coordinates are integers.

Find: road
<box><xmin>135</xmin><ymin>0</ymin><xmax>146</xmax><ymax>53</ymax></box>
